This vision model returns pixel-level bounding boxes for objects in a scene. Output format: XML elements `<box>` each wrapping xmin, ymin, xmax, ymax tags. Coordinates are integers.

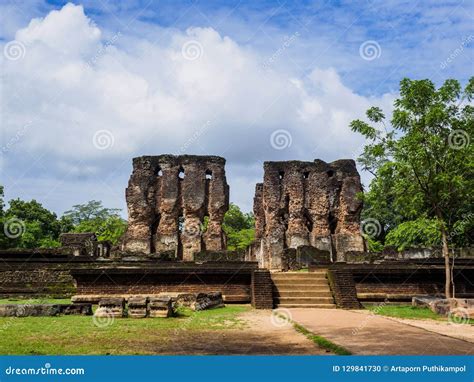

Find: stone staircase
<box><xmin>271</xmin><ymin>270</ymin><xmax>336</xmax><ymax>308</ymax></box>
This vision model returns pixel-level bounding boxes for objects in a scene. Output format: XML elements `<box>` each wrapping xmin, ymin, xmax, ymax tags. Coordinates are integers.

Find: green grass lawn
<box><xmin>0</xmin><ymin>299</ymin><xmax>249</xmax><ymax>355</ymax></box>
<box><xmin>0</xmin><ymin>298</ymin><xmax>72</xmax><ymax>305</ymax></box>
<box><xmin>367</xmin><ymin>305</ymin><xmax>474</xmax><ymax>324</ymax></box>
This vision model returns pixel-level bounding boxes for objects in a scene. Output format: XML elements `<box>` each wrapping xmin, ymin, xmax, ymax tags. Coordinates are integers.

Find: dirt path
<box><xmin>381</xmin><ymin>315</ymin><xmax>474</xmax><ymax>343</ymax></box>
<box><xmin>288</xmin><ymin>308</ymin><xmax>473</xmax><ymax>355</ymax></box>
<box><xmin>160</xmin><ymin>309</ymin><xmax>329</xmax><ymax>355</ymax></box>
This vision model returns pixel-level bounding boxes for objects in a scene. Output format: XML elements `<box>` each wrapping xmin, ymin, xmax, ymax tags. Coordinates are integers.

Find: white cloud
<box><xmin>1</xmin><ymin>3</ymin><xmax>395</xmax><ymax>213</ymax></box>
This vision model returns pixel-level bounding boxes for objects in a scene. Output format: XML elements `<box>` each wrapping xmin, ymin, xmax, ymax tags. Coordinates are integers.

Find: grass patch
<box><xmin>366</xmin><ymin>305</ymin><xmax>474</xmax><ymax>324</ymax></box>
<box><xmin>293</xmin><ymin>322</ymin><xmax>351</xmax><ymax>355</ymax></box>
<box><xmin>0</xmin><ymin>300</ymin><xmax>249</xmax><ymax>355</ymax></box>
<box><xmin>0</xmin><ymin>298</ymin><xmax>72</xmax><ymax>305</ymax></box>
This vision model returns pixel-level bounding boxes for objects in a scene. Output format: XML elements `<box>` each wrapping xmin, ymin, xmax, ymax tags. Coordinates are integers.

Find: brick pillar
<box><xmin>327</xmin><ymin>266</ymin><xmax>361</xmax><ymax>309</ymax></box>
<box><xmin>251</xmin><ymin>269</ymin><xmax>274</xmax><ymax>309</ymax></box>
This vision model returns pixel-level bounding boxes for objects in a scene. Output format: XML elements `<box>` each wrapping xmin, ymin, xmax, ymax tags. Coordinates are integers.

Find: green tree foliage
<box><xmin>2</xmin><ymin>198</ymin><xmax>64</xmax><ymax>248</ymax></box>
<box><xmin>351</xmin><ymin>77</ymin><xmax>474</xmax><ymax>297</ymax></box>
<box><xmin>0</xmin><ymin>186</ymin><xmax>8</xmax><ymax>249</ymax></box>
<box><xmin>63</xmin><ymin>200</ymin><xmax>121</xmax><ymax>225</ymax></box>
<box><xmin>64</xmin><ymin>201</ymin><xmax>126</xmax><ymax>244</ymax></box>
<box><xmin>0</xmin><ymin>189</ymin><xmax>126</xmax><ymax>248</ymax></box>
<box><xmin>223</xmin><ymin>203</ymin><xmax>255</xmax><ymax>252</ymax></box>
<box><xmin>385</xmin><ymin>217</ymin><xmax>442</xmax><ymax>251</ymax></box>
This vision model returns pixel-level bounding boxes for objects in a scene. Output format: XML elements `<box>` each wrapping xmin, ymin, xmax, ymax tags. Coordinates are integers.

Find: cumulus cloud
<box><xmin>1</xmin><ymin>3</ymin><xmax>395</xmax><ymax>213</ymax></box>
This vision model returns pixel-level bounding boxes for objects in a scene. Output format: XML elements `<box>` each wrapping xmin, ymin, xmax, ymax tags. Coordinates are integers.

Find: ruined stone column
<box><xmin>122</xmin><ymin>157</ymin><xmax>156</xmax><ymax>253</ymax></box>
<box><xmin>203</xmin><ymin>161</ymin><xmax>229</xmax><ymax>251</ymax></box>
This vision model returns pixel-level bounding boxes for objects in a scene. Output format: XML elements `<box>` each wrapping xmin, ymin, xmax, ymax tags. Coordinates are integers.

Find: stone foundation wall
<box><xmin>0</xmin><ymin>268</ymin><xmax>75</xmax><ymax>297</ymax></box>
<box><xmin>75</xmin><ymin>274</ymin><xmax>251</xmax><ymax>303</ymax></box>
<box><xmin>338</xmin><ymin>259</ymin><xmax>474</xmax><ymax>304</ymax></box>
<box><xmin>71</xmin><ymin>262</ymin><xmax>258</xmax><ymax>304</ymax></box>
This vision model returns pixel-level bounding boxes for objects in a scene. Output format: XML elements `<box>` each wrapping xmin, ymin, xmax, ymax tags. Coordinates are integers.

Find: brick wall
<box><xmin>335</xmin><ymin>259</ymin><xmax>474</xmax><ymax>303</ymax></box>
<box><xmin>327</xmin><ymin>267</ymin><xmax>361</xmax><ymax>309</ymax></box>
<box><xmin>75</xmin><ymin>273</ymin><xmax>251</xmax><ymax>303</ymax></box>
<box><xmin>251</xmin><ymin>270</ymin><xmax>273</xmax><ymax>309</ymax></box>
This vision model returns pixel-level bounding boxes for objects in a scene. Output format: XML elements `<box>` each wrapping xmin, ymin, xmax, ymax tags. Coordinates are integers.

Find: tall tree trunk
<box><xmin>441</xmin><ymin>225</ymin><xmax>452</xmax><ymax>299</ymax></box>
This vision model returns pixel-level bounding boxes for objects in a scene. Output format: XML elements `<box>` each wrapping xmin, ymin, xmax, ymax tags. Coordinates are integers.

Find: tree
<box><xmin>63</xmin><ymin>200</ymin><xmax>121</xmax><ymax>225</ymax></box>
<box><xmin>2</xmin><ymin>198</ymin><xmax>63</xmax><ymax>248</ymax></box>
<box><xmin>64</xmin><ymin>201</ymin><xmax>127</xmax><ymax>244</ymax></box>
<box><xmin>351</xmin><ymin>77</ymin><xmax>474</xmax><ymax>298</ymax></box>
<box><xmin>223</xmin><ymin>203</ymin><xmax>255</xmax><ymax>252</ymax></box>
<box><xmin>0</xmin><ymin>186</ymin><xmax>8</xmax><ymax>249</ymax></box>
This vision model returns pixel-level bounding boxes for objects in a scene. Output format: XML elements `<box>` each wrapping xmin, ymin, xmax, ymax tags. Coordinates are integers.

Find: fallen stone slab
<box><xmin>412</xmin><ymin>297</ymin><xmax>474</xmax><ymax>317</ymax></box>
<box><xmin>176</xmin><ymin>292</ymin><xmax>224</xmax><ymax>311</ymax></box>
<box><xmin>58</xmin><ymin>303</ymin><xmax>93</xmax><ymax>316</ymax></box>
<box><xmin>0</xmin><ymin>303</ymin><xmax>93</xmax><ymax>317</ymax></box>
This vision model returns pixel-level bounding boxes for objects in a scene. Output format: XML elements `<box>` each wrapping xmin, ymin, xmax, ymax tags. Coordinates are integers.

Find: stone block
<box><xmin>96</xmin><ymin>298</ymin><xmax>124</xmax><ymax>318</ymax></box>
<box><xmin>149</xmin><ymin>296</ymin><xmax>173</xmax><ymax>318</ymax></box>
<box><xmin>127</xmin><ymin>296</ymin><xmax>148</xmax><ymax>318</ymax></box>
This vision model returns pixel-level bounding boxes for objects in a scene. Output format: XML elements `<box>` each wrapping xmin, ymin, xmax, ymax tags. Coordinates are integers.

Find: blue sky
<box><xmin>1</xmin><ymin>0</ymin><xmax>473</xmax><ymax>215</ymax></box>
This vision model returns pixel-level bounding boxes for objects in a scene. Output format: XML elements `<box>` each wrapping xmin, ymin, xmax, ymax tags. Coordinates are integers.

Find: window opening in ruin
<box><xmin>304</xmin><ymin>210</ymin><xmax>313</xmax><ymax>232</ymax></box>
<box><xmin>303</xmin><ymin>171</ymin><xmax>310</xmax><ymax>179</ymax></box>
<box><xmin>178</xmin><ymin>167</ymin><xmax>185</xmax><ymax>179</ymax></box>
<box><xmin>327</xmin><ymin>170</ymin><xmax>334</xmax><ymax>177</ymax></box>
<box><xmin>205</xmin><ymin>169</ymin><xmax>213</xmax><ymax>180</ymax></box>
<box><xmin>328</xmin><ymin>212</ymin><xmax>338</xmax><ymax>234</ymax></box>
<box><xmin>155</xmin><ymin>166</ymin><xmax>163</xmax><ymax>176</ymax></box>
<box><xmin>150</xmin><ymin>215</ymin><xmax>160</xmax><ymax>253</ymax></box>
<box><xmin>177</xmin><ymin>214</ymin><xmax>184</xmax><ymax>260</ymax></box>
<box><xmin>178</xmin><ymin>215</ymin><xmax>185</xmax><ymax>232</ymax></box>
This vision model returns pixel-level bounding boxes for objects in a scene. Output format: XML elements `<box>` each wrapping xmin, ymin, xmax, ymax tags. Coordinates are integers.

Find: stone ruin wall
<box><xmin>122</xmin><ymin>155</ymin><xmax>229</xmax><ymax>261</ymax></box>
<box><xmin>252</xmin><ymin>159</ymin><xmax>365</xmax><ymax>269</ymax></box>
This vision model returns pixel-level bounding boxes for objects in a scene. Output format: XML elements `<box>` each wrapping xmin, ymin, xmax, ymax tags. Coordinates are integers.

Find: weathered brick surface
<box><xmin>72</xmin><ymin>263</ymin><xmax>257</xmax><ymax>303</ymax></box>
<box><xmin>327</xmin><ymin>267</ymin><xmax>361</xmax><ymax>309</ymax></box>
<box><xmin>251</xmin><ymin>270</ymin><xmax>274</xmax><ymax>309</ymax></box>
<box><xmin>334</xmin><ymin>259</ymin><xmax>474</xmax><ymax>303</ymax></box>
<box><xmin>252</xmin><ymin>159</ymin><xmax>365</xmax><ymax>269</ymax></box>
<box><xmin>122</xmin><ymin>155</ymin><xmax>229</xmax><ymax>260</ymax></box>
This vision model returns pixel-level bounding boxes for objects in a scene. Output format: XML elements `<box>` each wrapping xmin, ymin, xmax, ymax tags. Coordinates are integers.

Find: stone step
<box><xmin>276</xmin><ymin>303</ymin><xmax>336</xmax><ymax>309</ymax></box>
<box><xmin>273</xmin><ymin>285</ymin><xmax>331</xmax><ymax>293</ymax></box>
<box><xmin>272</xmin><ymin>270</ymin><xmax>327</xmax><ymax>275</ymax></box>
<box><xmin>274</xmin><ymin>290</ymin><xmax>333</xmax><ymax>298</ymax></box>
<box><xmin>275</xmin><ymin>297</ymin><xmax>335</xmax><ymax>304</ymax></box>
<box><xmin>271</xmin><ymin>273</ymin><xmax>327</xmax><ymax>279</ymax></box>
<box><xmin>272</xmin><ymin>279</ymin><xmax>329</xmax><ymax>286</ymax></box>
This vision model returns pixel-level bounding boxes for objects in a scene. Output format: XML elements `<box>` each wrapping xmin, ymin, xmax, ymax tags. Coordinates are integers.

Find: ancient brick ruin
<box><xmin>121</xmin><ymin>155</ymin><xmax>229</xmax><ymax>261</ymax></box>
<box><xmin>252</xmin><ymin>159</ymin><xmax>365</xmax><ymax>269</ymax></box>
